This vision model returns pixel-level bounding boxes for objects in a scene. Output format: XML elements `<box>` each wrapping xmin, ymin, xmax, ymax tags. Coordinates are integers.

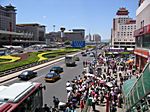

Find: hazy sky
<box><xmin>0</xmin><ymin>0</ymin><xmax>138</xmax><ymax>40</ymax></box>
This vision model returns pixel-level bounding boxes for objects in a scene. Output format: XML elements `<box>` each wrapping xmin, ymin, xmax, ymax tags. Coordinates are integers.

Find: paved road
<box><xmin>2</xmin><ymin>53</ymin><xmax>94</xmax><ymax>107</ymax></box>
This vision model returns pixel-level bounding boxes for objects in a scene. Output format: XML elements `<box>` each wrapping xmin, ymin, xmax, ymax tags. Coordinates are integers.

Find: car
<box><xmin>81</xmin><ymin>51</ymin><xmax>84</xmax><ymax>54</ymax></box>
<box><xmin>75</xmin><ymin>56</ymin><xmax>80</xmax><ymax>61</ymax></box>
<box><xmin>18</xmin><ymin>70</ymin><xmax>37</xmax><ymax>80</ymax></box>
<box><xmin>89</xmin><ymin>53</ymin><xmax>94</xmax><ymax>57</ymax></box>
<box><xmin>87</xmin><ymin>52</ymin><xmax>90</xmax><ymax>55</ymax></box>
<box><xmin>50</xmin><ymin>66</ymin><xmax>63</xmax><ymax>74</ymax></box>
<box><xmin>45</xmin><ymin>71</ymin><xmax>61</xmax><ymax>82</ymax></box>
<box><xmin>82</xmin><ymin>52</ymin><xmax>87</xmax><ymax>56</ymax></box>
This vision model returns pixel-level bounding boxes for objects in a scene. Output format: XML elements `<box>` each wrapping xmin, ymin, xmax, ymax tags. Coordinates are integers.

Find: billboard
<box><xmin>71</xmin><ymin>41</ymin><xmax>85</xmax><ymax>48</ymax></box>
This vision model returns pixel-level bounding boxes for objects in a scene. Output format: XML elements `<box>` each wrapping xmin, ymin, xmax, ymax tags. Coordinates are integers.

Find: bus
<box><xmin>65</xmin><ymin>55</ymin><xmax>76</xmax><ymax>66</ymax></box>
<box><xmin>0</xmin><ymin>82</ymin><xmax>45</xmax><ymax>112</ymax></box>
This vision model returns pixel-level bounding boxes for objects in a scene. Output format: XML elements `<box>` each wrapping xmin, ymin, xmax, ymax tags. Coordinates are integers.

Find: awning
<box><xmin>122</xmin><ymin>77</ymin><xmax>137</xmax><ymax>96</ymax></box>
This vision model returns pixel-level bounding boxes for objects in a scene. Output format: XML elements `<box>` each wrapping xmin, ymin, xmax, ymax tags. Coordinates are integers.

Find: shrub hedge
<box><xmin>0</xmin><ymin>52</ymin><xmax>39</xmax><ymax>72</ymax></box>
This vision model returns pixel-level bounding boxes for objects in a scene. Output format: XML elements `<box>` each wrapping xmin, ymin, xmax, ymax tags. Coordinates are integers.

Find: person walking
<box><xmin>43</xmin><ymin>104</ymin><xmax>50</xmax><ymax>112</ymax></box>
<box><xmin>91</xmin><ymin>95</ymin><xmax>96</xmax><ymax>111</ymax></box>
<box><xmin>80</xmin><ymin>99</ymin><xmax>85</xmax><ymax>112</ymax></box>
<box><xmin>53</xmin><ymin>96</ymin><xmax>60</xmax><ymax>109</ymax></box>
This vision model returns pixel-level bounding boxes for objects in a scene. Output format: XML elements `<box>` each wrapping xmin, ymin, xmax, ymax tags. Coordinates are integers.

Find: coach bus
<box><xmin>65</xmin><ymin>54</ymin><xmax>76</xmax><ymax>66</ymax></box>
<box><xmin>0</xmin><ymin>82</ymin><xmax>45</xmax><ymax>112</ymax></box>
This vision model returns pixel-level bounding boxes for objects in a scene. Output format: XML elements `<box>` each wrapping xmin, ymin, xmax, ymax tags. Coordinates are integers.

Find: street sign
<box><xmin>71</xmin><ymin>41</ymin><xmax>85</xmax><ymax>48</ymax></box>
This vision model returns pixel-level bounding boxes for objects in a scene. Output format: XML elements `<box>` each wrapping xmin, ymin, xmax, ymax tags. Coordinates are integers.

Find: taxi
<box><xmin>45</xmin><ymin>71</ymin><xmax>61</xmax><ymax>82</ymax></box>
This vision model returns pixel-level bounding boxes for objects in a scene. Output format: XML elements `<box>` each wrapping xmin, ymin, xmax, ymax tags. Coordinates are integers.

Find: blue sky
<box><xmin>1</xmin><ymin>0</ymin><xmax>138</xmax><ymax>40</ymax></box>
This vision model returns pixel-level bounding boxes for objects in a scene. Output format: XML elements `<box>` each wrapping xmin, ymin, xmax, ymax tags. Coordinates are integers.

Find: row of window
<box><xmin>117</xmin><ymin>34</ymin><xmax>133</xmax><ymax>36</ymax></box>
<box><xmin>114</xmin><ymin>39</ymin><xmax>134</xmax><ymax>41</ymax></box>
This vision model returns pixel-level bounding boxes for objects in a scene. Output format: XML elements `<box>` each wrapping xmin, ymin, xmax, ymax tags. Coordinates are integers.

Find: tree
<box><xmin>64</xmin><ymin>40</ymin><xmax>71</xmax><ymax>45</ymax></box>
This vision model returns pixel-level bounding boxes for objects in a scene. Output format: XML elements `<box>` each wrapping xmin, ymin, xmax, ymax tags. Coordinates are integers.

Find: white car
<box><xmin>89</xmin><ymin>53</ymin><xmax>94</xmax><ymax>57</ymax></box>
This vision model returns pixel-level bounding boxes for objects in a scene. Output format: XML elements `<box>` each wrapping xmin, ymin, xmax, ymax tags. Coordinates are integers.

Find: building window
<box><xmin>141</xmin><ymin>20</ymin><xmax>144</xmax><ymax>28</ymax></box>
<box><xmin>143</xmin><ymin>34</ymin><xmax>150</xmax><ymax>48</ymax></box>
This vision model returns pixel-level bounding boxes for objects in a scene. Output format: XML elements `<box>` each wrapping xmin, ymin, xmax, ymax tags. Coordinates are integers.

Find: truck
<box><xmin>65</xmin><ymin>55</ymin><xmax>76</xmax><ymax>66</ymax></box>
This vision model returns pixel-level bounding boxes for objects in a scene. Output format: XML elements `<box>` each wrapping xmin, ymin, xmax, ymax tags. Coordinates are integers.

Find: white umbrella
<box><xmin>66</xmin><ymin>86</ymin><xmax>72</xmax><ymax>91</ymax></box>
<box><xmin>59</xmin><ymin>102</ymin><xmax>66</xmax><ymax>106</ymax></box>
<box><xmin>85</xmin><ymin>73</ymin><xmax>94</xmax><ymax>77</ymax></box>
<box><xmin>106</xmin><ymin>82</ymin><xmax>113</xmax><ymax>87</ymax></box>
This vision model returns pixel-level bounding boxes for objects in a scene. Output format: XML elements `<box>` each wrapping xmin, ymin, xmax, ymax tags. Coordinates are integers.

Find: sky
<box><xmin>0</xmin><ymin>0</ymin><xmax>138</xmax><ymax>40</ymax></box>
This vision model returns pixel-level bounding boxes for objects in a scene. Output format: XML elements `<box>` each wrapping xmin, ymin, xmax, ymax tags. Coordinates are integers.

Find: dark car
<box><xmin>45</xmin><ymin>71</ymin><xmax>61</xmax><ymax>82</ymax></box>
<box><xmin>82</xmin><ymin>52</ymin><xmax>87</xmax><ymax>56</ymax></box>
<box><xmin>75</xmin><ymin>56</ymin><xmax>80</xmax><ymax>61</ymax></box>
<box><xmin>18</xmin><ymin>70</ymin><xmax>37</xmax><ymax>80</ymax></box>
<box><xmin>81</xmin><ymin>51</ymin><xmax>84</xmax><ymax>54</ymax></box>
<box><xmin>50</xmin><ymin>66</ymin><xmax>63</xmax><ymax>74</ymax></box>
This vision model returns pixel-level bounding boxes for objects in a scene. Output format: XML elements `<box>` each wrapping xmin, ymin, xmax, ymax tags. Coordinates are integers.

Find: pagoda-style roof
<box><xmin>5</xmin><ymin>4</ymin><xmax>16</xmax><ymax>11</ymax></box>
<box><xmin>116</xmin><ymin>7</ymin><xmax>129</xmax><ymax>15</ymax></box>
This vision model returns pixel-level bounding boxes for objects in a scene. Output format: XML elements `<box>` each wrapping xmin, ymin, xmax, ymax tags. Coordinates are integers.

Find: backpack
<box><xmin>55</xmin><ymin>98</ymin><xmax>59</xmax><ymax>105</ymax></box>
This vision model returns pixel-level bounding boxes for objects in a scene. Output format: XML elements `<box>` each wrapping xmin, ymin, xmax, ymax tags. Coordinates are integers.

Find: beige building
<box><xmin>0</xmin><ymin>4</ymin><xmax>46</xmax><ymax>47</ymax></box>
<box><xmin>45</xmin><ymin>31</ymin><xmax>61</xmax><ymax>45</ymax></box>
<box><xmin>93</xmin><ymin>34</ymin><xmax>101</xmax><ymax>42</ymax></box>
<box><xmin>16</xmin><ymin>24</ymin><xmax>46</xmax><ymax>42</ymax></box>
<box><xmin>64</xmin><ymin>29</ymin><xmax>85</xmax><ymax>41</ymax></box>
<box><xmin>134</xmin><ymin>0</ymin><xmax>150</xmax><ymax>70</ymax></box>
<box><xmin>111</xmin><ymin>8</ymin><xmax>136</xmax><ymax>48</ymax></box>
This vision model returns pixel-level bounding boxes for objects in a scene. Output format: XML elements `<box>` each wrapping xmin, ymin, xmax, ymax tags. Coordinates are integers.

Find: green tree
<box><xmin>64</xmin><ymin>40</ymin><xmax>71</xmax><ymax>45</ymax></box>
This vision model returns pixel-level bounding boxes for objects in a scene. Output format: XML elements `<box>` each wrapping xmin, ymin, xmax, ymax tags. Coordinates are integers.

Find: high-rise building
<box><xmin>93</xmin><ymin>34</ymin><xmax>101</xmax><ymax>42</ymax></box>
<box><xmin>111</xmin><ymin>8</ymin><xmax>136</xmax><ymax>48</ymax></box>
<box><xmin>0</xmin><ymin>4</ymin><xmax>46</xmax><ymax>47</ymax></box>
<box><xmin>134</xmin><ymin>0</ymin><xmax>150</xmax><ymax>70</ymax></box>
<box><xmin>64</xmin><ymin>29</ymin><xmax>85</xmax><ymax>41</ymax></box>
<box><xmin>0</xmin><ymin>4</ymin><xmax>16</xmax><ymax>31</ymax></box>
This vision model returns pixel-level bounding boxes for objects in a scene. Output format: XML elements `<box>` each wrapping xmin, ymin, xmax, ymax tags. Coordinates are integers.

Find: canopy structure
<box><xmin>122</xmin><ymin>77</ymin><xmax>137</xmax><ymax>96</ymax></box>
<box><xmin>123</xmin><ymin>62</ymin><xmax>150</xmax><ymax>111</ymax></box>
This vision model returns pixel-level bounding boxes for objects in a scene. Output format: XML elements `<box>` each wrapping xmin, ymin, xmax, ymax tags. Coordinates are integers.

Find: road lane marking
<box><xmin>0</xmin><ymin>77</ymin><xmax>18</xmax><ymax>85</ymax></box>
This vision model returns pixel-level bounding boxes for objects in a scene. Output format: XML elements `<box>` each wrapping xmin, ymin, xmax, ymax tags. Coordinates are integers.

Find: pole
<box><xmin>96</xmin><ymin>42</ymin><xmax>98</xmax><ymax>60</ymax></box>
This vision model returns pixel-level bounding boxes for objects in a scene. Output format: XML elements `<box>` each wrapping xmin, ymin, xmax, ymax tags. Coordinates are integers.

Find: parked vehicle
<box><xmin>18</xmin><ymin>70</ymin><xmax>37</xmax><ymax>80</ymax></box>
<box><xmin>50</xmin><ymin>66</ymin><xmax>63</xmax><ymax>74</ymax></box>
<box><xmin>45</xmin><ymin>71</ymin><xmax>61</xmax><ymax>82</ymax></box>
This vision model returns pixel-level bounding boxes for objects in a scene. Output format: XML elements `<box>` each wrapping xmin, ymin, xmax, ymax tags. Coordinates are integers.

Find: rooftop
<box><xmin>0</xmin><ymin>4</ymin><xmax>16</xmax><ymax>11</ymax></box>
<box><xmin>17</xmin><ymin>23</ymin><xmax>46</xmax><ymax>27</ymax></box>
<box><xmin>116</xmin><ymin>7</ymin><xmax>129</xmax><ymax>16</ymax></box>
<box><xmin>0</xmin><ymin>82</ymin><xmax>37</xmax><ymax>103</ymax></box>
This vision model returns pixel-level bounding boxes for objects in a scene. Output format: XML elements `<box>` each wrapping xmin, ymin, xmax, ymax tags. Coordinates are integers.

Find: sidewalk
<box><xmin>0</xmin><ymin>52</ymin><xmax>80</xmax><ymax>83</ymax></box>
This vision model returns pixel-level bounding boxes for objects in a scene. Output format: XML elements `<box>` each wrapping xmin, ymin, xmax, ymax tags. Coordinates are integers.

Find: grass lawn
<box><xmin>0</xmin><ymin>48</ymin><xmax>81</xmax><ymax>73</ymax></box>
<box><xmin>0</xmin><ymin>52</ymin><xmax>39</xmax><ymax>72</ymax></box>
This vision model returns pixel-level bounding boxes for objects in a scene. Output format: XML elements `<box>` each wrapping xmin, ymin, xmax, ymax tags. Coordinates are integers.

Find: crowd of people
<box><xmin>39</xmin><ymin>52</ymin><xmax>136</xmax><ymax>112</ymax></box>
<box><xmin>63</xmin><ymin>53</ymin><xmax>136</xmax><ymax>112</ymax></box>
